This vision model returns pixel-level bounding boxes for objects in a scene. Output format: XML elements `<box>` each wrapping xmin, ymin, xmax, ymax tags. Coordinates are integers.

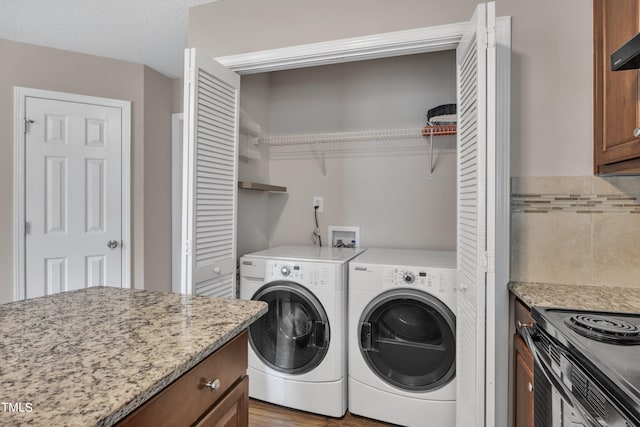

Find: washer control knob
<box><xmin>403</xmin><ymin>271</ymin><xmax>416</xmax><ymax>284</ymax></box>
<box><xmin>280</xmin><ymin>266</ymin><xmax>291</xmax><ymax>277</ymax></box>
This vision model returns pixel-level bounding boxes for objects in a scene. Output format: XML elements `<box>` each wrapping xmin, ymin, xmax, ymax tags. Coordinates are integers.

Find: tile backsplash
<box><xmin>512</xmin><ymin>194</ymin><xmax>640</xmax><ymax>214</ymax></box>
<box><xmin>511</xmin><ymin>176</ymin><xmax>640</xmax><ymax>288</ymax></box>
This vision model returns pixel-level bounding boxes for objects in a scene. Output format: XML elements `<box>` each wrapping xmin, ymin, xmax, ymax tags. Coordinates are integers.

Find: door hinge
<box><xmin>186</xmin><ymin>67</ymin><xmax>194</xmax><ymax>86</ymax></box>
<box><xmin>183</xmin><ymin>240</ymin><xmax>191</xmax><ymax>256</ymax></box>
<box><xmin>24</xmin><ymin>118</ymin><xmax>34</xmax><ymax>134</ymax></box>
<box><xmin>481</xmin><ymin>251</ymin><xmax>495</xmax><ymax>273</ymax></box>
<box><xmin>486</xmin><ymin>26</ymin><xmax>496</xmax><ymax>49</ymax></box>
<box><xmin>24</xmin><ymin>221</ymin><xmax>30</xmax><ymax>235</ymax></box>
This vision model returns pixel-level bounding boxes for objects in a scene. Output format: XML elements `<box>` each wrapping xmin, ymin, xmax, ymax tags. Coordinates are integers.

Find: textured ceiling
<box><xmin>0</xmin><ymin>0</ymin><xmax>216</xmax><ymax>78</ymax></box>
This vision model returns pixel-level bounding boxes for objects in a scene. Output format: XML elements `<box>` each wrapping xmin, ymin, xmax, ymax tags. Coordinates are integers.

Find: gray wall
<box><xmin>0</xmin><ymin>39</ymin><xmax>174</xmax><ymax>303</ymax></box>
<box><xmin>143</xmin><ymin>66</ymin><xmax>174</xmax><ymax>292</ymax></box>
<box><xmin>189</xmin><ymin>0</ymin><xmax>593</xmax><ymax>177</ymax></box>
<box><xmin>237</xmin><ymin>73</ymin><xmax>273</xmax><ymax>257</ymax></box>
<box><xmin>234</xmin><ymin>53</ymin><xmax>457</xmax><ymax>255</ymax></box>
<box><xmin>265</xmin><ymin>53</ymin><xmax>457</xmax><ymax>250</ymax></box>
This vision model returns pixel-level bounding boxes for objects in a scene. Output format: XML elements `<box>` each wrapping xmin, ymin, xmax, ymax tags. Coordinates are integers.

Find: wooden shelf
<box><xmin>238</xmin><ymin>181</ymin><xmax>287</xmax><ymax>192</ymax></box>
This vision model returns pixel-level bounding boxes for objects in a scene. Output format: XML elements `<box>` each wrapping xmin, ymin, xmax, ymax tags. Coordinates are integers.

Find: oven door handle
<box><xmin>520</xmin><ymin>324</ymin><xmax>601</xmax><ymax>427</ymax></box>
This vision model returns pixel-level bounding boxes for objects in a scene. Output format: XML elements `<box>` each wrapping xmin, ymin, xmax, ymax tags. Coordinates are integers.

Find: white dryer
<box><xmin>240</xmin><ymin>245</ymin><xmax>365</xmax><ymax>417</ymax></box>
<box><xmin>348</xmin><ymin>248</ymin><xmax>457</xmax><ymax>427</ymax></box>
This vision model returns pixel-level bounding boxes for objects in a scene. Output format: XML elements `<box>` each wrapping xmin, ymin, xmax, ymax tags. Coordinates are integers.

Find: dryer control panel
<box><xmin>383</xmin><ymin>267</ymin><xmax>456</xmax><ymax>294</ymax></box>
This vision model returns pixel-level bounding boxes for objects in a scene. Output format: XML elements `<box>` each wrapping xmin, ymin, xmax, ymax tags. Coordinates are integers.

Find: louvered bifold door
<box><xmin>456</xmin><ymin>3</ymin><xmax>495</xmax><ymax>427</ymax></box>
<box><xmin>181</xmin><ymin>48</ymin><xmax>240</xmax><ymax>298</ymax></box>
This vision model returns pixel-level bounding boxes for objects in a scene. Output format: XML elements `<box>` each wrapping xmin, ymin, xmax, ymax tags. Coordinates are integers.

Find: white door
<box><xmin>25</xmin><ymin>96</ymin><xmax>124</xmax><ymax>298</ymax></box>
<box><xmin>456</xmin><ymin>2</ymin><xmax>500</xmax><ymax>427</ymax></box>
<box><xmin>181</xmin><ymin>48</ymin><xmax>240</xmax><ymax>298</ymax></box>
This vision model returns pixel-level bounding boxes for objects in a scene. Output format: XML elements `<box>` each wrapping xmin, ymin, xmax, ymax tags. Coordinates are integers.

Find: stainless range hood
<box><xmin>611</xmin><ymin>33</ymin><xmax>640</xmax><ymax>71</ymax></box>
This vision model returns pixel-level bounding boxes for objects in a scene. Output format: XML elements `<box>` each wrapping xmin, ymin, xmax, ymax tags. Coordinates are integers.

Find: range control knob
<box><xmin>402</xmin><ymin>271</ymin><xmax>416</xmax><ymax>284</ymax></box>
<box><xmin>280</xmin><ymin>266</ymin><xmax>291</xmax><ymax>277</ymax></box>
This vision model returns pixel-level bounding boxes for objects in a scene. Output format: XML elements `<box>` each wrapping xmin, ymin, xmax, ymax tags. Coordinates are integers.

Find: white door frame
<box><xmin>215</xmin><ymin>22</ymin><xmax>468</xmax><ymax>74</ymax></box>
<box><xmin>13</xmin><ymin>87</ymin><xmax>132</xmax><ymax>300</ymax></box>
<box><xmin>171</xmin><ymin>113</ymin><xmax>184</xmax><ymax>293</ymax></box>
<box><xmin>213</xmin><ymin>17</ymin><xmax>510</xmax><ymax>427</ymax></box>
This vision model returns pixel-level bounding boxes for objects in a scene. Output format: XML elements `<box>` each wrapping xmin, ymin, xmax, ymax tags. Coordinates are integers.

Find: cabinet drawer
<box><xmin>117</xmin><ymin>330</ymin><xmax>248</xmax><ymax>427</ymax></box>
<box><xmin>514</xmin><ymin>299</ymin><xmax>535</xmax><ymax>337</ymax></box>
<box><xmin>195</xmin><ymin>376</ymin><xmax>248</xmax><ymax>427</ymax></box>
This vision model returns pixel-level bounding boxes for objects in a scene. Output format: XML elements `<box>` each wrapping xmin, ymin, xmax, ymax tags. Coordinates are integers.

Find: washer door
<box><xmin>249</xmin><ymin>281</ymin><xmax>330</xmax><ymax>375</ymax></box>
<box><xmin>359</xmin><ymin>289</ymin><xmax>456</xmax><ymax>392</ymax></box>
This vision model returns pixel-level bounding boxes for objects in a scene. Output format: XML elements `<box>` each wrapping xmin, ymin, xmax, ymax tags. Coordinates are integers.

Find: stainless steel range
<box><xmin>522</xmin><ymin>307</ymin><xmax>640</xmax><ymax>427</ymax></box>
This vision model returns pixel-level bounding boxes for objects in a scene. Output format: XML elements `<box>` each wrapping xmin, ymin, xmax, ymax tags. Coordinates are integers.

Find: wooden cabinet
<box><xmin>594</xmin><ymin>0</ymin><xmax>640</xmax><ymax>174</ymax></box>
<box><xmin>514</xmin><ymin>335</ymin><xmax>534</xmax><ymax>427</ymax></box>
<box><xmin>117</xmin><ymin>331</ymin><xmax>248</xmax><ymax>427</ymax></box>
<box><xmin>195</xmin><ymin>377</ymin><xmax>248</xmax><ymax>427</ymax></box>
<box><xmin>512</xmin><ymin>298</ymin><xmax>535</xmax><ymax>427</ymax></box>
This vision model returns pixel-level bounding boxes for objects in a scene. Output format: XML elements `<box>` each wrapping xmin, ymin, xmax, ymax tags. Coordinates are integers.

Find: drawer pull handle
<box><xmin>204</xmin><ymin>378</ymin><xmax>221</xmax><ymax>392</ymax></box>
<box><xmin>517</xmin><ymin>320</ymin><xmax>533</xmax><ymax>330</ymax></box>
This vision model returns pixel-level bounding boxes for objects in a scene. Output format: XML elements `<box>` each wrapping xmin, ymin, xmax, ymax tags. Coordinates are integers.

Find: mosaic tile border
<box><xmin>511</xmin><ymin>194</ymin><xmax>640</xmax><ymax>214</ymax></box>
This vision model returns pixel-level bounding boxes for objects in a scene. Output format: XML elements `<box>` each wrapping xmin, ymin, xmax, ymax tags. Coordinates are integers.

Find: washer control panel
<box><xmin>280</xmin><ymin>265</ymin><xmax>291</xmax><ymax>277</ymax></box>
<box><xmin>266</xmin><ymin>260</ymin><xmax>337</xmax><ymax>289</ymax></box>
<box><xmin>383</xmin><ymin>267</ymin><xmax>455</xmax><ymax>294</ymax></box>
<box><xmin>402</xmin><ymin>271</ymin><xmax>416</xmax><ymax>284</ymax></box>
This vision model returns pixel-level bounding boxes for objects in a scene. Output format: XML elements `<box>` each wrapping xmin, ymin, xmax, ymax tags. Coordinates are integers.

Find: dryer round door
<box><xmin>358</xmin><ymin>288</ymin><xmax>456</xmax><ymax>392</ymax></box>
<box><xmin>249</xmin><ymin>281</ymin><xmax>330</xmax><ymax>375</ymax></box>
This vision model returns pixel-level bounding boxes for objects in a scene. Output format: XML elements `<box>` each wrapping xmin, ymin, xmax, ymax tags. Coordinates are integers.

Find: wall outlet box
<box><xmin>328</xmin><ymin>226</ymin><xmax>360</xmax><ymax>248</ymax></box>
<box><xmin>313</xmin><ymin>196</ymin><xmax>323</xmax><ymax>213</ymax></box>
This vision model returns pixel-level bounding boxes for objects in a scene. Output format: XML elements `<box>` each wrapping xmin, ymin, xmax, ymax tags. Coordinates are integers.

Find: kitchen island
<box><xmin>0</xmin><ymin>286</ymin><xmax>267</xmax><ymax>426</ymax></box>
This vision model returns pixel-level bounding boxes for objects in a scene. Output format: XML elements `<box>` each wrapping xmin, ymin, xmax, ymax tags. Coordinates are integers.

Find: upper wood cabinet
<box><xmin>594</xmin><ymin>0</ymin><xmax>640</xmax><ymax>174</ymax></box>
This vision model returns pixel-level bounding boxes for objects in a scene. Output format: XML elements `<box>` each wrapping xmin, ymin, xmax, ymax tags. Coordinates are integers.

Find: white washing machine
<box><xmin>348</xmin><ymin>248</ymin><xmax>457</xmax><ymax>427</ymax></box>
<box><xmin>240</xmin><ymin>245</ymin><xmax>365</xmax><ymax>417</ymax></box>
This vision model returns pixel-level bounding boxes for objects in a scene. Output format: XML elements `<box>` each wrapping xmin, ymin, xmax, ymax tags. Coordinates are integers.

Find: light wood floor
<box><xmin>249</xmin><ymin>399</ymin><xmax>397</xmax><ymax>427</ymax></box>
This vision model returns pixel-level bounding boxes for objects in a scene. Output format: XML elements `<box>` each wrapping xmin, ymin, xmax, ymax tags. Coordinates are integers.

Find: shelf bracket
<box><xmin>428</xmin><ymin>131</ymin><xmax>435</xmax><ymax>179</ymax></box>
<box><xmin>312</xmin><ymin>143</ymin><xmax>327</xmax><ymax>177</ymax></box>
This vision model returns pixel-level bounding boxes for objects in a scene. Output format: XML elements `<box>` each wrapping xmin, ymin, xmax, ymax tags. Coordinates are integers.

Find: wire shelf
<box><xmin>260</xmin><ymin>125</ymin><xmax>457</xmax><ymax>177</ymax></box>
<box><xmin>261</xmin><ymin>128</ymin><xmax>426</xmax><ymax>146</ymax></box>
<box><xmin>262</xmin><ymin>125</ymin><xmax>456</xmax><ymax>145</ymax></box>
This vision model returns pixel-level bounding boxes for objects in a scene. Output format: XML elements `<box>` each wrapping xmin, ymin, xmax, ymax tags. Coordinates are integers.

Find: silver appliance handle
<box><xmin>520</xmin><ymin>324</ymin><xmax>601</xmax><ymax>427</ymax></box>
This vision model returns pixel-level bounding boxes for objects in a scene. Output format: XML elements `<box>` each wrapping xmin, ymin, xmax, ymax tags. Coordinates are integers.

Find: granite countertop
<box><xmin>0</xmin><ymin>286</ymin><xmax>267</xmax><ymax>427</ymax></box>
<box><xmin>510</xmin><ymin>281</ymin><xmax>640</xmax><ymax>314</ymax></box>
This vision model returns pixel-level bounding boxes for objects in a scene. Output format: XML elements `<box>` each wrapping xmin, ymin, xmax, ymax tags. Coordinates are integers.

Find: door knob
<box><xmin>107</xmin><ymin>240</ymin><xmax>119</xmax><ymax>249</ymax></box>
<box><xmin>634</xmin><ymin>128</ymin><xmax>640</xmax><ymax>138</ymax></box>
<box><xmin>213</xmin><ymin>267</ymin><xmax>221</xmax><ymax>274</ymax></box>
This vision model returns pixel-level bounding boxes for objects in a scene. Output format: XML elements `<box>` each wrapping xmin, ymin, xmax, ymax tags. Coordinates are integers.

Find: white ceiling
<box><xmin>0</xmin><ymin>0</ymin><xmax>216</xmax><ymax>78</ymax></box>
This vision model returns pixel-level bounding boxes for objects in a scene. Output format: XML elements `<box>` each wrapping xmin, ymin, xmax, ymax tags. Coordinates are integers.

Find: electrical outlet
<box><xmin>313</xmin><ymin>196</ymin><xmax>323</xmax><ymax>213</ymax></box>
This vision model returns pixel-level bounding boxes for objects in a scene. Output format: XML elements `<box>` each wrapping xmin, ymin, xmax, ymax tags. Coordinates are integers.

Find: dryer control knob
<box><xmin>402</xmin><ymin>271</ymin><xmax>416</xmax><ymax>284</ymax></box>
<box><xmin>280</xmin><ymin>266</ymin><xmax>291</xmax><ymax>277</ymax></box>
